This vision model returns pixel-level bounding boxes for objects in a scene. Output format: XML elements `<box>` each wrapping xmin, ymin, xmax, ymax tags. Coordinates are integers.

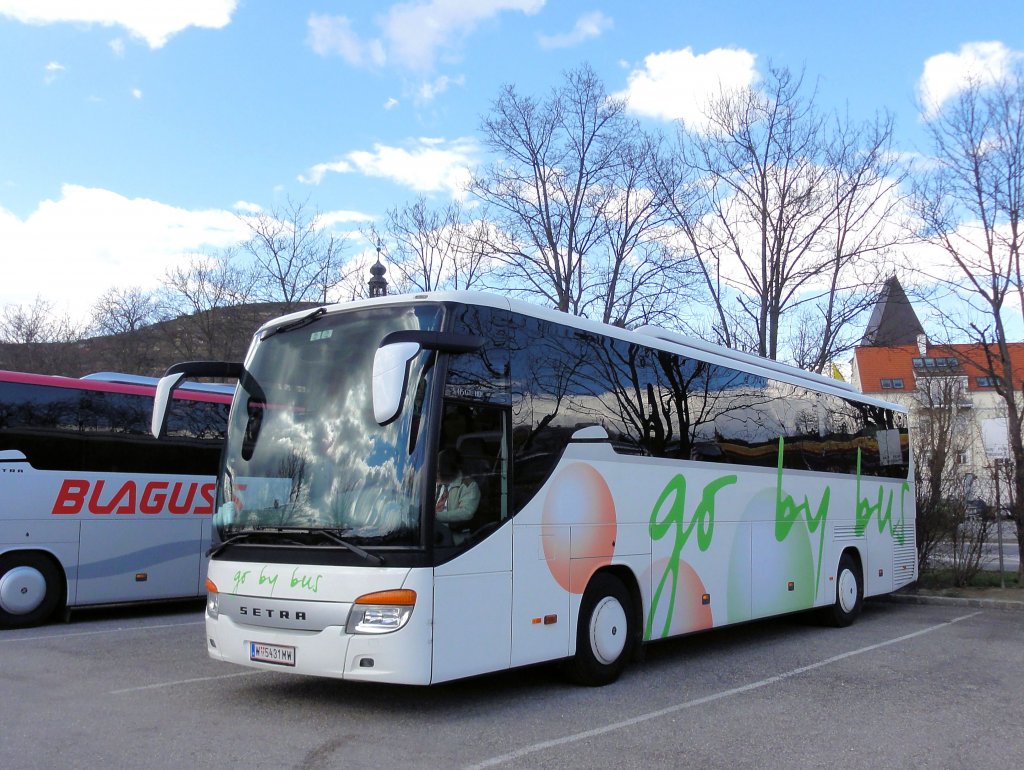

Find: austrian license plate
<box><xmin>249</xmin><ymin>641</ymin><xmax>296</xmax><ymax>666</ymax></box>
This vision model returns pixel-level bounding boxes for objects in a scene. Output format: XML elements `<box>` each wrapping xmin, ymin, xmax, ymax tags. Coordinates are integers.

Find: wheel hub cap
<box><xmin>0</xmin><ymin>566</ymin><xmax>47</xmax><ymax>615</ymax></box>
<box><xmin>837</xmin><ymin>568</ymin><xmax>858</xmax><ymax>614</ymax></box>
<box><xmin>591</xmin><ymin>596</ymin><xmax>627</xmax><ymax>665</ymax></box>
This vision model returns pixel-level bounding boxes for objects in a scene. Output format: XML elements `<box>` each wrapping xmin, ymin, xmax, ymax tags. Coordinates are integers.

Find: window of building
<box><xmin>956</xmin><ymin>450</ymin><xmax>971</xmax><ymax>465</ymax></box>
<box><xmin>977</xmin><ymin>376</ymin><xmax>1000</xmax><ymax>388</ymax></box>
<box><xmin>880</xmin><ymin>378</ymin><xmax>904</xmax><ymax>390</ymax></box>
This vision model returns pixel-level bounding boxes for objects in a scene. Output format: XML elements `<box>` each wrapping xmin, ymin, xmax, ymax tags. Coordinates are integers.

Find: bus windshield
<box><xmin>215</xmin><ymin>304</ymin><xmax>443</xmax><ymax>548</ymax></box>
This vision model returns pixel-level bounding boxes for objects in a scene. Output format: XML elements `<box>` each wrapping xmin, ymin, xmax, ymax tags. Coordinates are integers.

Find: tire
<box><xmin>0</xmin><ymin>553</ymin><xmax>64</xmax><ymax>629</ymax></box>
<box><xmin>825</xmin><ymin>552</ymin><xmax>863</xmax><ymax>628</ymax></box>
<box><xmin>566</xmin><ymin>573</ymin><xmax>634</xmax><ymax>686</ymax></box>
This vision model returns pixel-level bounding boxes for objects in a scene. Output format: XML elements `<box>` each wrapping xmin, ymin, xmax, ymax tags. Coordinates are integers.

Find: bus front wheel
<box><xmin>825</xmin><ymin>552</ymin><xmax>863</xmax><ymax>628</ymax></box>
<box><xmin>0</xmin><ymin>553</ymin><xmax>64</xmax><ymax>629</ymax></box>
<box><xmin>566</xmin><ymin>573</ymin><xmax>634</xmax><ymax>686</ymax></box>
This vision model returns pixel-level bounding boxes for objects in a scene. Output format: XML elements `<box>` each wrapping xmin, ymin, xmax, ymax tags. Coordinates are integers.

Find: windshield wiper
<box><xmin>207</xmin><ymin>530</ymin><xmax>302</xmax><ymax>557</ymax></box>
<box><xmin>306</xmin><ymin>528</ymin><xmax>384</xmax><ymax>565</ymax></box>
<box><xmin>260</xmin><ymin>307</ymin><xmax>327</xmax><ymax>340</ymax></box>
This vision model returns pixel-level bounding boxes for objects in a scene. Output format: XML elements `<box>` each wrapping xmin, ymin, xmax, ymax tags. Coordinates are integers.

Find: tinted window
<box><xmin>0</xmin><ymin>381</ymin><xmax>226</xmax><ymax>474</ymax></box>
<box><xmin>504</xmin><ymin>314</ymin><xmax>908</xmax><ymax>500</ymax></box>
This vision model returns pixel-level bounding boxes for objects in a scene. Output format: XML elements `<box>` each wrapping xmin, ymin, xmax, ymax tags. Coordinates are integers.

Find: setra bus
<box><xmin>152</xmin><ymin>292</ymin><xmax>916</xmax><ymax>685</ymax></box>
<box><xmin>0</xmin><ymin>370</ymin><xmax>231</xmax><ymax>628</ymax></box>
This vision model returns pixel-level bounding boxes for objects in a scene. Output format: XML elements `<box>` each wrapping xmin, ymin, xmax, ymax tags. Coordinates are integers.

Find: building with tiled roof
<box><xmin>851</xmin><ymin>278</ymin><xmax>1022</xmax><ymax>515</ymax></box>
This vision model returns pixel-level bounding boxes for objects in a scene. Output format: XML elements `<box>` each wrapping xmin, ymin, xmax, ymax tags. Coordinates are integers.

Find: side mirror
<box><xmin>150</xmin><ymin>360</ymin><xmax>243</xmax><ymax>439</ymax></box>
<box><xmin>151</xmin><ymin>372</ymin><xmax>186</xmax><ymax>439</ymax></box>
<box><xmin>372</xmin><ymin>342</ymin><xmax>420</xmax><ymax>425</ymax></box>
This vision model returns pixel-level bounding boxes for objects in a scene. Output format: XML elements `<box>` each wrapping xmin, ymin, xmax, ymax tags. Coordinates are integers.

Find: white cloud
<box><xmin>418</xmin><ymin>74</ymin><xmax>464</xmax><ymax>102</ymax></box>
<box><xmin>43</xmin><ymin>60</ymin><xmax>65</xmax><ymax>84</ymax></box>
<box><xmin>109</xmin><ymin>37</ymin><xmax>125</xmax><ymax>56</ymax></box>
<box><xmin>383</xmin><ymin>97</ymin><xmax>400</xmax><ymax>110</ymax></box>
<box><xmin>131</xmin><ymin>88</ymin><xmax>142</xmax><ymax>99</ymax></box>
<box><xmin>299</xmin><ymin>137</ymin><xmax>477</xmax><ymax>198</ymax></box>
<box><xmin>616</xmin><ymin>47</ymin><xmax>759</xmax><ymax>131</ymax></box>
<box><xmin>0</xmin><ymin>0</ymin><xmax>237</xmax><ymax>49</ymax></box>
<box><xmin>0</xmin><ymin>185</ymin><xmax>250</xmax><ymax>321</ymax></box>
<box><xmin>308</xmin><ymin>0</ymin><xmax>544</xmax><ymax>71</ymax></box>
<box><xmin>298</xmin><ymin>160</ymin><xmax>354</xmax><ymax>186</ymax></box>
<box><xmin>319</xmin><ymin>210</ymin><xmax>377</xmax><ymax>228</ymax></box>
<box><xmin>537</xmin><ymin>10</ymin><xmax>612</xmax><ymax>50</ymax></box>
<box><xmin>0</xmin><ymin>186</ymin><xmax>376</xmax><ymax>323</ymax></box>
<box><xmin>919</xmin><ymin>41</ymin><xmax>1023</xmax><ymax>120</ymax></box>
<box><xmin>307</xmin><ymin>14</ymin><xmax>373</xmax><ymax>66</ymax></box>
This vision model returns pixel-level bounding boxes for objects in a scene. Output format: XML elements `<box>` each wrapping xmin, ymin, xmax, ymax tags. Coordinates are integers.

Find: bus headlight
<box><xmin>205</xmin><ymin>578</ymin><xmax>219</xmax><ymax>619</ymax></box>
<box><xmin>346</xmin><ymin>589</ymin><xmax>416</xmax><ymax>634</ymax></box>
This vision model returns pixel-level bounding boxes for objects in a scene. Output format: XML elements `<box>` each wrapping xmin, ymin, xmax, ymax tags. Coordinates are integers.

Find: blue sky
<box><xmin>2</xmin><ymin>1</ymin><xmax>1023</xmax><ymax>323</ymax></box>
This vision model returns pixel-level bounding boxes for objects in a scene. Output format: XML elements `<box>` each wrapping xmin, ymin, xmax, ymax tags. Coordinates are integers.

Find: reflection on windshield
<box><xmin>215</xmin><ymin>304</ymin><xmax>443</xmax><ymax>547</ymax></box>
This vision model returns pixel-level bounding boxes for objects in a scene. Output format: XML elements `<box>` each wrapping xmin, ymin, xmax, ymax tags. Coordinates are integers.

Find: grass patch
<box><xmin>917</xmin><ymin>568</ymin><xmax>1021</xmax><ymax>590</ymax></box>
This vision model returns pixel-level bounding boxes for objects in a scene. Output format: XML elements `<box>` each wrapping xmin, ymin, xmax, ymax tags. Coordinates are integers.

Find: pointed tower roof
<box><xmin>860</xmin><ymin>276</ymin><xmax>926</xmax><ymax>347</ymax></box>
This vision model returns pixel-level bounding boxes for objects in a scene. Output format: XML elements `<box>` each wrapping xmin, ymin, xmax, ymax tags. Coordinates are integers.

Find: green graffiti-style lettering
<box><xmin>775</xmin><ymin>438</ymin><xmax>831</xmax><ymax>596</ymax></box>
<box><xmin>232</xmin><ymin>569</ymin><xmax>251</xmax><ymax>593</ymax></box>
<box><xmin>854</xmin><ymin>450</ymin><xmax>908</xmax><ymax>546</ymax></box>
<box><xmin>258</xmin><ymin>566</ymin><xmax>278</xmax><ymax>592</ymax></box>
<box><xmin>646</xmin><ymin>472</ymin><xmax>737</xmax><ymax>640</ymax></box>
<box><xmin>290</xmin><ymin>568</ymin><xmax>323</xmax><ymax>594</ymax></box>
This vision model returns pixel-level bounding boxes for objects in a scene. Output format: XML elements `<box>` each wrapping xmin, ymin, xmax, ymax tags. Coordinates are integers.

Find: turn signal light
<box><xmin>205</xmin><ymin>578</ymin><xmax>220</xmax><ymax>619</ymax></box>
<box><xmin>354</xmin><ymin>589</ymin><xmax>416</xmax><ymax>606</ymax></box>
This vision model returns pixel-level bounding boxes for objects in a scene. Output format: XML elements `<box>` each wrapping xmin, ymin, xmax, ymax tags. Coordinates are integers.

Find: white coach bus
<box><xmin>153</xmin><ymin>293</ymin><xmax>916</xmax><ymax>685</ymax></box>
<box><xmin>0</xmin><ymin>370</ymin><xmax>231</xmax><ymax>628</ymax></box>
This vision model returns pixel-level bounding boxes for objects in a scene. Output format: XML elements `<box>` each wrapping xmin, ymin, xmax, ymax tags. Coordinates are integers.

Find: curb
<box><xmin>874</xmin><ymin>593</ymin><xmax>1024</xmax><ymax>612</ymax></box>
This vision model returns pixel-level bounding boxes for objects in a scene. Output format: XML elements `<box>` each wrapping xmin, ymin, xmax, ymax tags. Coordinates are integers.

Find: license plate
<box><xmin>249</xmin><ymin>641</ymin><xmax>296</xmax><ymax>666</ymax></box>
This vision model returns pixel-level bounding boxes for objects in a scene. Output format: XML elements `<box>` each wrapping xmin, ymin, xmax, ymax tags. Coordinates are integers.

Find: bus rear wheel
<box><xmin>0</xmin><ymin>553</ymin><xmax>63</xmax><ymax>629</ymax></box>
<box><xmin>824</xmin><ymin>552</ymin><xmax>863</xmax><ymax>628</ymax></box>
<box><xmin>566</xmin><ymin>573</ymin><xmax>634</xmax><ymax>686</ymax></box>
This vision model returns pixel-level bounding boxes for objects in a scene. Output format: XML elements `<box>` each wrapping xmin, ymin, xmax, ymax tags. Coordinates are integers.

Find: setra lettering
<box><xmin>239</xmin><ymin>606</ymin><xmax>307</xmax><ymax>621</ymax></box>
<box><xmin>51</xmin><ymin>479</ymin><xmax>216</xmax><ymax>516</ymax></box>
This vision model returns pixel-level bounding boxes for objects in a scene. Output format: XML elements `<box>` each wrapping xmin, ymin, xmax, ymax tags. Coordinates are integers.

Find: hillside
<box><xmin>0</xmin><ymin>302</ymin><xmax>316</xmax><ymax>378</ymax></box>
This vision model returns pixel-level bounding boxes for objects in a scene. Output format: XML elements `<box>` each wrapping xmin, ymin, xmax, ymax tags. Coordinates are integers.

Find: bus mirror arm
<box><xmin>164</xmin><ymin>361</ymin><xmax>245</xmax><ymax>379</ymax></box>
<box><xmin>378</xmin><ymin>330</ymin><xmax>484</xmax><ymax>353</ymax></box>
<box><xmin>151</xmin><ymin>361</ymin><xmax>244</xmax><ymax>439</ymax></box>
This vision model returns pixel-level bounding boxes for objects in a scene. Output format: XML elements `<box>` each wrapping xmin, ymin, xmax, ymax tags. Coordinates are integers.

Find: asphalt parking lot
<box><xmin>1</xmin><ymin>599</ymin><xmax>1021</xmax><ymax>769</ymax></box>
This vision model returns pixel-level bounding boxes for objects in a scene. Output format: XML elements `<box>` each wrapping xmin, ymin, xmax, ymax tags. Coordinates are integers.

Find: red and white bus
<box><xmin>0</xmin><ymin>370</ymin><xmax>231</xmax><ymax>628</ymax></box>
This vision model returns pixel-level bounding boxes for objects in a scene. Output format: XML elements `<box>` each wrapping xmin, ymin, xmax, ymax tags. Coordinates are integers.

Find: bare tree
<box><xmin>912</xmin><ymin>374</ymin><xmax>990</xmax><ymax>581</ymax></box>
<box><xmin>366</xmin><ymin>197</ymin><xmax>490</xmax><ymax>293</ymax></box>
<box><xmin>89</xmin><ymin>286</ymin><xmax>159</xmax><ymax>372</ymax></box>
<box><xmin>0</xmin><ymin>296</ymin><xmax>84</xmax><ymax>373</ymax></box>
<box><xmin>158</xmin><ymin>250</ymin><xmax>257</xmax><ymax>361</ymax></box>
<box><xmin>912</xmin><ymin>70</ymin><xmax>1024</xmax><ymax>580</ymax></box>
<box><xmin>660</xmin><ymin>66</ymin><xmax>905</xmax><ymax>368</ymax></box>
<box><xmin>472</xmin><ymin>64</ymin><xmax>679</xmax><ymax>324</ymax></box>
<box><xmin>240</xmin><ymin>198</ymin><xmax>352</xmax><ymax>310</ymax></box>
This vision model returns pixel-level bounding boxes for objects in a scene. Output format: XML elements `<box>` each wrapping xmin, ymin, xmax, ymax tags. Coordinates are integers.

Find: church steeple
<box><xmin>860</xmin><ymin>276</ymin><xmax>925</xmax><ymax>347</ymax></box>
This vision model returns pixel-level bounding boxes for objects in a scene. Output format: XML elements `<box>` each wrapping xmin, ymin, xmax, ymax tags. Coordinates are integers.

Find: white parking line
<box><xmin>110</xmin><ymin>670</ymin><xmax>268</xmax><ymax>694</ymax></box>
<box><xmin>463</xmin><ymin>611</ymin><xmax>983</xmax><ymax>770</ymax></box>
<box><xmin>0</xmin><ymin>619</ymin><xmax>204</xmax><ymax>643</ymax></box>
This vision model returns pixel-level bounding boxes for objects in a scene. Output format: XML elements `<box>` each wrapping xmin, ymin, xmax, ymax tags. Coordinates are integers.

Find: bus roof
<box><xmin>81</xmin><ymin>371</ymin><xmax>235</xmax><ymax>395</ymax></box>
<box><xmin>258</xmin><ymin>291</ymin><xmax>907</xmax><ymax>414</ymax></box>
<box><xmin>0</xmin><ymin>369</ymin><xmax>233</xmax><ymax>403</ymax></box>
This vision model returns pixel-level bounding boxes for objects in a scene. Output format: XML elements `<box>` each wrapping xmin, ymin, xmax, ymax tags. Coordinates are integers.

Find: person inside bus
<box><xmin>434</xmin><ymin>448</ymin><xmax>480</xmax><ymax>526</ymax></box>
